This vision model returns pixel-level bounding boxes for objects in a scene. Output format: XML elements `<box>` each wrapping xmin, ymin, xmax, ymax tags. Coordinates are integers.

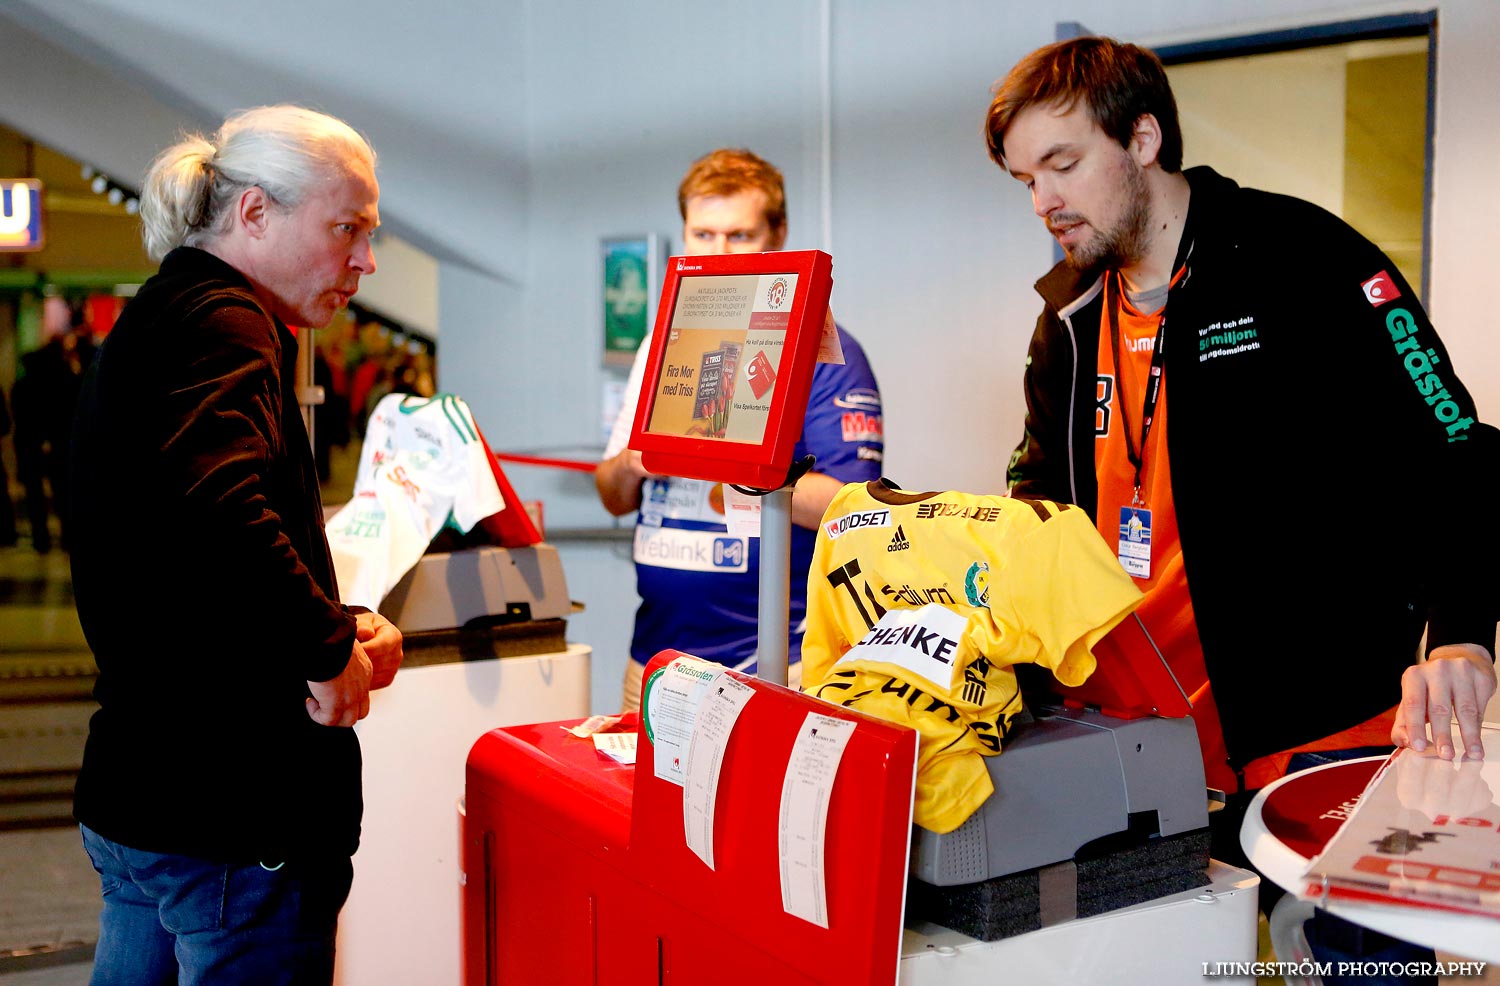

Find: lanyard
<box><xmin>1106</xmin><ymin>270</ymin><xmax>1168</xmax><ymax>505</ymax></box>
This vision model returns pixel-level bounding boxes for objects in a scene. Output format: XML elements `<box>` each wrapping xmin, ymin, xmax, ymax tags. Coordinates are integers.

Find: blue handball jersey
<box><xmin>627</xmin><ymin>325</ymin><xmax>884</xmax><ymax>671</ymax></box>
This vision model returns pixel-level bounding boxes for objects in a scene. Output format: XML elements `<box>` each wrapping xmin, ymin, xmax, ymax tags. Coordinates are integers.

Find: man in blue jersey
<box><xmin>597</xmin><ymin>148</ymin><xmax>885</xmax><ymax>711</ymax></box>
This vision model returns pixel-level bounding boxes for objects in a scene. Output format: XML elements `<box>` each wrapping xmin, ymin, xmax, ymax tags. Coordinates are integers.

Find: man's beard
<box><xmin>1064</xmin><ymin>161</ymin><xmax>1151</xmax><ymax>271</ymax></box>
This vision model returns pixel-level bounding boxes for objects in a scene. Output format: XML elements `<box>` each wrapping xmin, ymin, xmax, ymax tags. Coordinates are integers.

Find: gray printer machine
<box><xmin>374</xmin><ymin>489</ymin><xmax>573</xmax><ymax>663</ymax></box>
<box><xmin>906</xmin><ymin>612</ymin><xmax>1212</xmax><ymax>940</ymax></box>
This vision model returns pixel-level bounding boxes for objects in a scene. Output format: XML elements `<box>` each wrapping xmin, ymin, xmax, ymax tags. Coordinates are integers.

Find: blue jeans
<box><xmin>80</xmin><ymin>825</ymin><xmax>352</xmax><ymax>986</ymax></box>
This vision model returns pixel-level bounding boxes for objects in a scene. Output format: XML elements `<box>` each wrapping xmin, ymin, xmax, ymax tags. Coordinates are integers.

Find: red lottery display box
<box><xmin>461</xmin><ymin>650</ymin><xmax>917</xmax><ymax>985</ymax></box>
<box><xmin>628</xmin><ymin>250</ymin><xmax>834</xmax><ymax>489</ymax></box>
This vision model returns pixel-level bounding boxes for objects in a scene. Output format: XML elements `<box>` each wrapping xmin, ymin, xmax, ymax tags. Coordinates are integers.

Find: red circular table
<box><xmin>1240</xmin><ymin>745</ymin><xmax>1500</xmax><ymax>963</ymax></box>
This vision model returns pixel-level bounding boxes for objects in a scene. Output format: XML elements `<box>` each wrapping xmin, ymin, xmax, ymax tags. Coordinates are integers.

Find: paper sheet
<box><xmin>682</xmin><ymin>675</ymin><xmax>757</xmax><ymax>868</ymax></box>
<box><xmin>722</xmin><ymin>485</ymin><xmax>762</xmax><ymax>538</ymax></box>
<box><xmin>778</xmin><ymin>712</ymin><xmax>857</xmax><ymax>928</ymax></box>
<box><xmin>643</xmin><ymin>655</ymin><xmax>724</xmax><ymax>786</ymax></box>
<box><xmin>592</xmin><ymin>731</ymin><xmax>637</xmax><ymax>765</ymax></box>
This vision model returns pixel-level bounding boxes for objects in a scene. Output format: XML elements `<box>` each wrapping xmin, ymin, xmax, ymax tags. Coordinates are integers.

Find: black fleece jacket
<box><xmin>70</xmin><ymin>247</ymin><xmax>361</xmax><ymax>862</ymax></box>
<box><xmin>1009</xmin><ymin>167</ymin><xmax>1499</xmax><ymax>770</ymax></box>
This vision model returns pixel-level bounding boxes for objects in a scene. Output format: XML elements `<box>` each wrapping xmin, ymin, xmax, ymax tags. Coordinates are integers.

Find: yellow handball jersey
<box><xmin>802</xmin><ymin>480</ymin><xmax>1144</xmax><ymax>833</ymax></box>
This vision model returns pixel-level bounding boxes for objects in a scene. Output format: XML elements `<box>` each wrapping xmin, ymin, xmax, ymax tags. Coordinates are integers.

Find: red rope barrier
<box><xmin>492</xmin><ymin>451</ymin><xmax>598</xmax><ymax>474</ymax></box>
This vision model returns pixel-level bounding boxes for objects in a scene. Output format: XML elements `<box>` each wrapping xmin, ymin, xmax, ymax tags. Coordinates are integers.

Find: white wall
<box><xmin>452</xmin><ymin>0</ymin><xmax>827</xmax><ymax>495</ymax></box>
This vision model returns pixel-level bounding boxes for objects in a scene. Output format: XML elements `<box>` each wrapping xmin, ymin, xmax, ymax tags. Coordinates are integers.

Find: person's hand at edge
<box><xmin>356</xmin><ymin>610</ymin><xmax>403</xmax><ymax>690</ymax></box>
<box><xmin>1393</xmin><ymin>643</ymin><xmax>1496</xmax><ymax>760</ymax></box>
<box><xmin>306</xmin><ymin>638</ymin><xmax>373</xmax><ymax>726</ymax></box>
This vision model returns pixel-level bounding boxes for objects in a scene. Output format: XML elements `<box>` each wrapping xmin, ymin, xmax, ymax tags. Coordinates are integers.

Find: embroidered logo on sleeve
<box><xmin>1362</xmin><ymin>271</ymin><xmax>1400</xmax><ymax>307</ymax></box>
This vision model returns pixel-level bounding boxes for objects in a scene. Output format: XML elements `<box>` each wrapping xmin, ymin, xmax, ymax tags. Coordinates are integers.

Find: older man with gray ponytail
<box><xmin>68</xmin><ymin>105</ymin><xmax>402</xmax><ymax>986</ymax></box>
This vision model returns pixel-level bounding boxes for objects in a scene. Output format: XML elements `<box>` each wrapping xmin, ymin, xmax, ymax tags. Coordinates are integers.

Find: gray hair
<box><xmin>139</xmin><ymin>104</ymin><xmax>376</xmax><ymax>262</ymax></box>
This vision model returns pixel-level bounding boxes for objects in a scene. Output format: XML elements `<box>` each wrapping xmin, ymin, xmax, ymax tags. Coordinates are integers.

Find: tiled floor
<box><xmin>0</xmin><ymin>515</ymin><xmax>98</xmax><ymax>985</ymax></box>
<box><xmin>0</xmin><ymin>830</ymin><xmax>95</xmax><ymax>984</ymax></box>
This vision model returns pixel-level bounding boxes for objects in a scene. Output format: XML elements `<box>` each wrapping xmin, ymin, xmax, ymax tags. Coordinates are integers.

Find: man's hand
<box><xmin>356</xmin><ymin>611</ymin><xmax>404</xmax><ymax>689</ymax></box>
<box><xmin>1395</xmin><ymin>748</ymin><xmax>1492</xmax><ymax>820</ymax></box>
<box><xmin>595</xmin><ymin>449</ymin><xmax>652</xmax><ymax>516</ymax></box>
<box><xmin>306</xmin><ymin>639</ymin><xmax>373</xmax><ymax>727</ymax></box>
<box><xmin>1392</xmin><ymin>644</ymin><xmax>1496</xmax><ymax>760</ymax></box>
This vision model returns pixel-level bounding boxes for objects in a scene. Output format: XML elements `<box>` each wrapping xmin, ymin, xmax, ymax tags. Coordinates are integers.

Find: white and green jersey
<box><xmin>327</xmin><ymin>393</ymin><xmax>505</xmax><ymax>610</ymax></box>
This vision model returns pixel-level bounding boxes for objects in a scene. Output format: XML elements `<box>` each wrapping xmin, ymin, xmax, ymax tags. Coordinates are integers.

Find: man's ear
<box><xmin>1129</xmin><ymin>113</ymin><xmax>1164</xmax><ymax>169</ymax></box>
<box><xmin>237</xmin><ymin>186</ymin><xmax>272</xmax><ymax>239</ymax></box>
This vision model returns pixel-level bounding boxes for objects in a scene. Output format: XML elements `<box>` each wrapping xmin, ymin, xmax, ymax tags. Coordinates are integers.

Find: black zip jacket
<box><xmin>1008</xmin><ymin>166</ymin><xmax>1500</xmax><ymax>770</ymax></box>
<box><xmin>70</xmin><ymin>247</ymin><xmax>361</xmax><ymax>862</ymax></box>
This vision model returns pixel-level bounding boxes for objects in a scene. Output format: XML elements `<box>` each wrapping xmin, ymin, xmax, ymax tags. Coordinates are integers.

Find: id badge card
<box><xmin>1117</xmin><ymin>506</ymin><xmax>1152</xmax><ymax>579</ymax></box>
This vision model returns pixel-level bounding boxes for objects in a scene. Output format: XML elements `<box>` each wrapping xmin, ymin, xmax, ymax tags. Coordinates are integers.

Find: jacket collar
<box><xmin>158</xmin><ymin>246</ymin><xmax>293</xmax><ymax>345</ymax></box>
<box><xmin>160</xmin><ymin>245</ymin><xmax>257</xmax><ymax>291</ymax></box>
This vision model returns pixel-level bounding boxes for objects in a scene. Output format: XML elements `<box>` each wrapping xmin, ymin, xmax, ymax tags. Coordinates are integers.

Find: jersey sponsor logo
<box><xmin>881</xmin><ymin>582</ymin><xmax>955</xmax><ymax>606</ymax></box>
<box><xmin>825</xmin><ymin>558</ymin><xmax>887</xmax><ymax>630</ymax></box>
<box><xmin>816</xmin><ymin>671</ymin><xmax>1006</xmax><ymax>753</ymax></box>
<box><xmin>713</xmin><ymin>537</ymin><xmax>745</xmax><ymax>567</ymax></box>
<box><xmin>914</xmin><ymin>502</ymin><xmax>1000</xmax><ymax>522</ymax></box>
<box><xmin>1385</xmin><ymin>307</ymin><xmax>1477</xmax><ymax>442</ymax></box>
<box><xmin>823</xmin><ymin>508</ymin><xmax>892</xmax><ymax>540</ymax></box>
<box><xmin>386</xmin><ymin>465</ymin><xmax>422</xmax><ymax>503</ymax></box>
<box><xmin>964</xmin><ymin>562</ymin><xmax>990</xmax><ymax>608</ymax></box>
<box><xmin>960</xmin><ymin>663</ymin><xmax>987</xmax><ymax>706</ymax></box>
<box><xmin>833</xmin><ymin>388</ymin><xmax>882</xmax><ymax>410</ymax></box>
<box><xmin>1124</xmin><ymin>335</ymin><xmax>1156</xmax><ymax>353</ymax></box>
<box><xmin>633</xmin><ymin>526</ymin><xmax>749</xmax><ymax>573</ymax></box>
<box><xmin>886</xmin><ymin>525</ymin><xmax>910</xmax><ymax>552</ymax></box>
<box><xmin>840</xmin><ymin>411</ymin><xmax>883</xmax><ymax>442</ymax></box>
<box><xmin>837</xmin><ymin>603</ymin><xmax>967</xmax><ymax>692</ymax></box>
<box><xmin>857</xmin><ymin>446</ymin><xmax>884</xmax><ymax>462</ymax></box>
<box><xmin>329</xmin><ymin>495</ymin><xmax>385</xmax><ymax>539</ymax></box>
<box><xmin>1362</xmin><ymin>270</ymin><xmax>1400</xmax><ymax>307</ymax></box>
<box><xmin>641</xmin><ymin>478</ymin><xmax>720</xmax><ymax>522</ymax></box>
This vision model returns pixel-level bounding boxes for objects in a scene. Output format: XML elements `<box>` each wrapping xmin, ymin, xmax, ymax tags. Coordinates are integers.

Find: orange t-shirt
<box><xmin>1093</xmin><ymin>272</ymin><xmax>1392</xmax><ymax>793</ymax></box>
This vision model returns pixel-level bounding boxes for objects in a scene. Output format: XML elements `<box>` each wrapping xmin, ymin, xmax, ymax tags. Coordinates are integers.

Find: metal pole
<box><xmin>296</xmin><ymin>327</ymin><xmax>323</xmax><ymax>444</ymax></box>
<box><xmin>757</xmin><ymin>486</ymin><xmax>792</xmax><ymax>687</ymax></box>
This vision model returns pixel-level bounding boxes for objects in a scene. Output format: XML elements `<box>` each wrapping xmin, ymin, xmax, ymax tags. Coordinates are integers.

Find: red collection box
<box><xmin>462</xmin><ymin>651</ymin><xmax>917</xmax><ymax>985</ymax></box>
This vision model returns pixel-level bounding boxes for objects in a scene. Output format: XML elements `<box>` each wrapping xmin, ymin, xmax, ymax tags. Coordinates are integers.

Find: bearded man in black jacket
<box><xmin>987</xmin><ymin>35</ymin><xmax>1497</xmax><ymax>974</ymax></box>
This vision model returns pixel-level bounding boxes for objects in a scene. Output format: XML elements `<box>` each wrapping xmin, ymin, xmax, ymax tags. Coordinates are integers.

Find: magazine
<box><xmin>1301</xmin><ymin>746</ymin><xmax>1500</xmax><ymax>919</ymax></box>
